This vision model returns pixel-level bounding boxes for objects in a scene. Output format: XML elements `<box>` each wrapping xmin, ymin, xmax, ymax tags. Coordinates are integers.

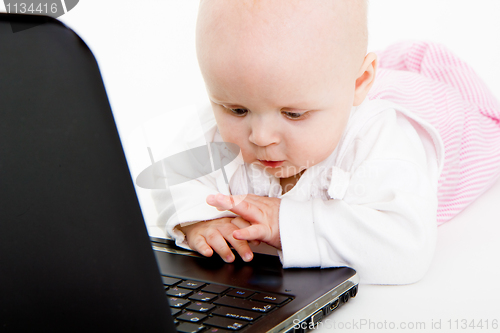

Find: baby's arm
<box><xmin>206</xmin><ymin>161</ymin><xmax>436</xmax><ymax>285</ymax></box>
<box><xmin>209</xmin><ymin>108</ymin><xmax>439</xmax><ymax>285</ymax></box>
<box><xmin>279</xmin><ymin>158</ymin><xmax>438</xmax><ymax>285</ymax></box>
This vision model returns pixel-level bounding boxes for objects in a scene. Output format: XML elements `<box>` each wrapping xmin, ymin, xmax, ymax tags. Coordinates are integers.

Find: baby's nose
<box><xmin>248</xmin><ymin>121</ymin><xmax>280</xmax><ymax>147</ymax></box>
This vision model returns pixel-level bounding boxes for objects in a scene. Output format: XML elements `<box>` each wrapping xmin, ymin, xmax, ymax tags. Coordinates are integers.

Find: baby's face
<box><xmin>197</xmin><ymin>0</ymin><xmax>373</xmax><ymax>179</ymax></box>
<box><xmin>204</xmin><ymin>50</ymin><xmax>353</xmax><ymax>179</ymax></box>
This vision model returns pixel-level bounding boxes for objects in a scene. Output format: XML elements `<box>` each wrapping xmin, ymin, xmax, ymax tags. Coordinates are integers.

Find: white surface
<box><xmin>4</xmin><ymin>1</ymin><xmax>498</xmax><ymax>331</ymax></box>
<box><xmin>315</xmin><ymin>175</ymin><xmax>500</xmax><ymax>333</ymax></box>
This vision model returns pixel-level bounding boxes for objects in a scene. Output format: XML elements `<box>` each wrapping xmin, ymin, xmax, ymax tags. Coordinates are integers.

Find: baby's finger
<box><xmin>206</xmin><ymin>193</ymin><xmax>231</xmax><ymax>211</ymax></box>
<box><xmin>206</xmin><ymin>194</ymin><xmax>249</xmax><ymax>211</ymax></box>
<box><xmin>204</xmin><ymin>231</ymin><xmax>235</xmax><ymax>263</ymax></box>
<box><xmin>230</xmin><ymin>216</ymin><xmax>251</xmax><ymax>229</ymax></box>
<box><xmin>188</xmin><ymin>235</ymin><xmax>213</xmax><ymax>258</ymax></box>
<box><xmin>209</xmin><ymin>194</ymin><xmax>263</xmax><ymax>224</ymax></box>
<box><xmin>233</xmin><ymin>224</ymin><xmax>268</xmax><ymax>242</ymax></box>
<box><xmin>225</xmin><ymin>236</ymin><xmax>254</xmax><ymax>262</ymax></box>
<box><xmin>249</xmin><ymin>240</ymin><xmax>261</xmax><ymax>246</ymax></box>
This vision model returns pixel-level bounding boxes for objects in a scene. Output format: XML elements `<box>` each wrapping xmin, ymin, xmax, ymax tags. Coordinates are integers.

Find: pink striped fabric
<box><xmin>368</xmin><ymin>41</ymin><xmax>500</xmax><ymax>225</ymax></box>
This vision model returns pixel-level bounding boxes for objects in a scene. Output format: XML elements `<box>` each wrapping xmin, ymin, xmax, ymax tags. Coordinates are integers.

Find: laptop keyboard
<box><xmin>163</xmin><ymin>275</ymin><xmax>293</xmax><ymax>333</ymax></box>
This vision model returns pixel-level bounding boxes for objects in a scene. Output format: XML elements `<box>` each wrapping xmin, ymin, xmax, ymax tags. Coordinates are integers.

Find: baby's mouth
<box><xmin>258</xmin><ymin>160</ymin><xmax>284</xmax><ymax>168</ymax></box>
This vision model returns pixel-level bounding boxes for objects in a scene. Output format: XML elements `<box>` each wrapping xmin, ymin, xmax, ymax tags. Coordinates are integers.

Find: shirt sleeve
<box><xmin>151</xmin><ymin>174</ymin><xmax>238</xmax><ymax>250</ymax></box>
<box><xmin>278</xmin><ymin>108</ymin><xmax>439</xmax><ymax>285</ymax></box>
<box><xmin>150</xmin><ymin>106</ymin><xmax>241</xmax><ymax>249</ymax></box>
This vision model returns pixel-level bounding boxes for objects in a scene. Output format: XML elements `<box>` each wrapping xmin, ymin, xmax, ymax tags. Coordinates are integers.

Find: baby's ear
<box><xmin>353</xmin><ymin>52</ymin><xmax>378</xmax><ymax>106</ymax></box>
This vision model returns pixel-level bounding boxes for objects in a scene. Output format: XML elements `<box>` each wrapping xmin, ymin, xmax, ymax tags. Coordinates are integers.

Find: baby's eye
<box><xmin>231</xmin><ymin>108</ymin><xmax>248</xmax><ymax>116</ymax></box>
<box><xmin>282</xmin><ymin>111</ymin><xmax>305</xmax><ymax>119</ymax></box>
<box><xmin>224</xmin><ymin>106</ymin><xmax>248</xmax><ymax>116</ymax></box>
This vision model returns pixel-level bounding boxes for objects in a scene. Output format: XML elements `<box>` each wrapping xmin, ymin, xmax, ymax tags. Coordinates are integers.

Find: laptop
<box><xmin>0</xmin><ymin>13</ymin><xmax>358</xmax><ymax>332</ymax></box>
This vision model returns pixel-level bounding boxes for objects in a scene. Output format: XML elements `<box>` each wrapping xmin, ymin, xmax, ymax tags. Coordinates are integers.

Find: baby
<box><xmin>153</xmin><ymin>0</ymin><xmax>500</xmax><ymax>284</ymax></box>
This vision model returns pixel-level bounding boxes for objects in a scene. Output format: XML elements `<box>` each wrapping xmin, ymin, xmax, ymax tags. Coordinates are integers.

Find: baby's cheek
<box><xmin>218</xmin><ymin>127</ymin><xmax>240</xmax><ymax>145</ymax></box>
<box><xmin>239</xmin><ymin>149</ymin><xmax>255</xmax><ymax>164</ymax></box>
<box><xmin>219</xmin><ymin>130</ymin><xmax>253</xmax><ymax>159</ymax></box>
<box><xmin>296</xmin><ymin>140</ymin><xmax>335</xmax><ymax>167</ymax></box>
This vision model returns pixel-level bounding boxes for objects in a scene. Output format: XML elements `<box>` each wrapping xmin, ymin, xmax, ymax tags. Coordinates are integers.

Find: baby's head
<box><xmin>196</xmin><ymin>0</ymin><xmax>377</xmax><ymax>180</ymax></box>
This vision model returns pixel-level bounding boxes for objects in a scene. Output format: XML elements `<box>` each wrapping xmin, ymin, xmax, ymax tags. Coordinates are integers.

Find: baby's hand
<box><xmin>178</xmin><ymin>217</ymin><xmax>255</xmax><ymax>263</ymax></box>
<box><xmin>206</xmin><ymin>194</ymin><xmax>282</xmax><ymax>250</ymax></box>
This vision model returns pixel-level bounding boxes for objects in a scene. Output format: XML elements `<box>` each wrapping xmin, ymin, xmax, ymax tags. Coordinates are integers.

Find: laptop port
<box><xmin>341</xmin><ymin>292</ymin><xmax>349</xmax><ymax>303</ymax></box>
<box><xmin>350</xmin><ymin>285</ymin><xmax>358</xmax><ymax>298</ymax></box>
<box><xmin>329</xmin><ymin>299</ymin><xmax>340</xmax><ymax>311</ymax></box>
<box><xmin>310</xmin><ymin>309</ymin><xmax>323</xmax><ymax>327</ymax></box>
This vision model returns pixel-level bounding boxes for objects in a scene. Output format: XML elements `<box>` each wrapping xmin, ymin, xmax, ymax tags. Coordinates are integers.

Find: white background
<box><xmin>3</xmin><ymin>1</ymin><xmax>499</xmax><ymax>146</ymax></box>
<box><xmin>2</xmin><ymin>1</ymin><xmax>499</xmax><ymax>332</ymax></box>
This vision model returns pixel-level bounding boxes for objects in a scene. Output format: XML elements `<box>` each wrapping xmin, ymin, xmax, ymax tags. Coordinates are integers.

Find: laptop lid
<box><xmin>0</xmin><ymin>13</ymin><xmax>360</xmax><ymax>333</ymax></box>
<box><xmin>0</xmin><ymin>13</ymin><xmax>175</xmax><ymax>332</ymax></box>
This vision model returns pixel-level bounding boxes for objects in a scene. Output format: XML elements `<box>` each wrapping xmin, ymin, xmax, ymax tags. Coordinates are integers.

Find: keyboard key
<box><xmin>161</xmin><ymin>276</ymin><xmax>182</xmax><ymax>286</ymax></box>
<box><xmin>188</xmin><ymin>291</ymin><xmax>217</xmax><ymax>302</ymax></box>
<box><xmin>226</xmin><ymin>289</ymin><xmax>254</xmax><ymax>298</ymax></box>
<box><xmin>202</xmin><ymin>284</ymin><xmax>230</xmax><ymax>294</ymax></box>
<box><xmin>168</xmin><ymin>297</ymin><xmax>190</xmax><ymax>308</ymax></box>
<box><xmin>178</xmin><ymin>280</ymin><xmax>206</xmax><ymax>290</ymax></box>
<box><xmin>186</xmin><ymin>302</ymin><xmax>215</xmax><ymax>313</ymax></box>
<box><xmin>250</xmin><ymin>293</ymin><xmax>289</xmax><ymax>305</ymax></box>
<box><xmin>166</xmin><ymin>287</ymin><xmax>193</xmax><ymax>297</ymax></box>
<box><xmin>212</xmin><ymin>306</ymin><xmax>262</xmax><ymax>322</ymax></box>
<box><xmin>204</xmin><ymin>316</ymin><xmax>247</xmax><ymax>331</ymax></box>
<box><xmin>176</xmin><ymin>322</ymin><xmax>205</xmax><ymax>333</ymax></box>
<box><xmin>177</xmin><ymin>311</ymin><xmax>207</xmax><ymax>323</ymax></box>
<box><xmin>214</xmin><ymin>296</ymin><xmax>275</xmax><ymax>313</ymax></box>
<box><xmin>170</xmin><ymin>308</ymin><xmax>182</xmax><ymax>316</ymax></box>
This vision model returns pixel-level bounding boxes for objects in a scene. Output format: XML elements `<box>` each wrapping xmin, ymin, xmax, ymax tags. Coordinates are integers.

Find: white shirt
<box><xmin>152</xmin><ymin>98</ymin><xmax>444</xmax><ymax>284</ymax></box>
